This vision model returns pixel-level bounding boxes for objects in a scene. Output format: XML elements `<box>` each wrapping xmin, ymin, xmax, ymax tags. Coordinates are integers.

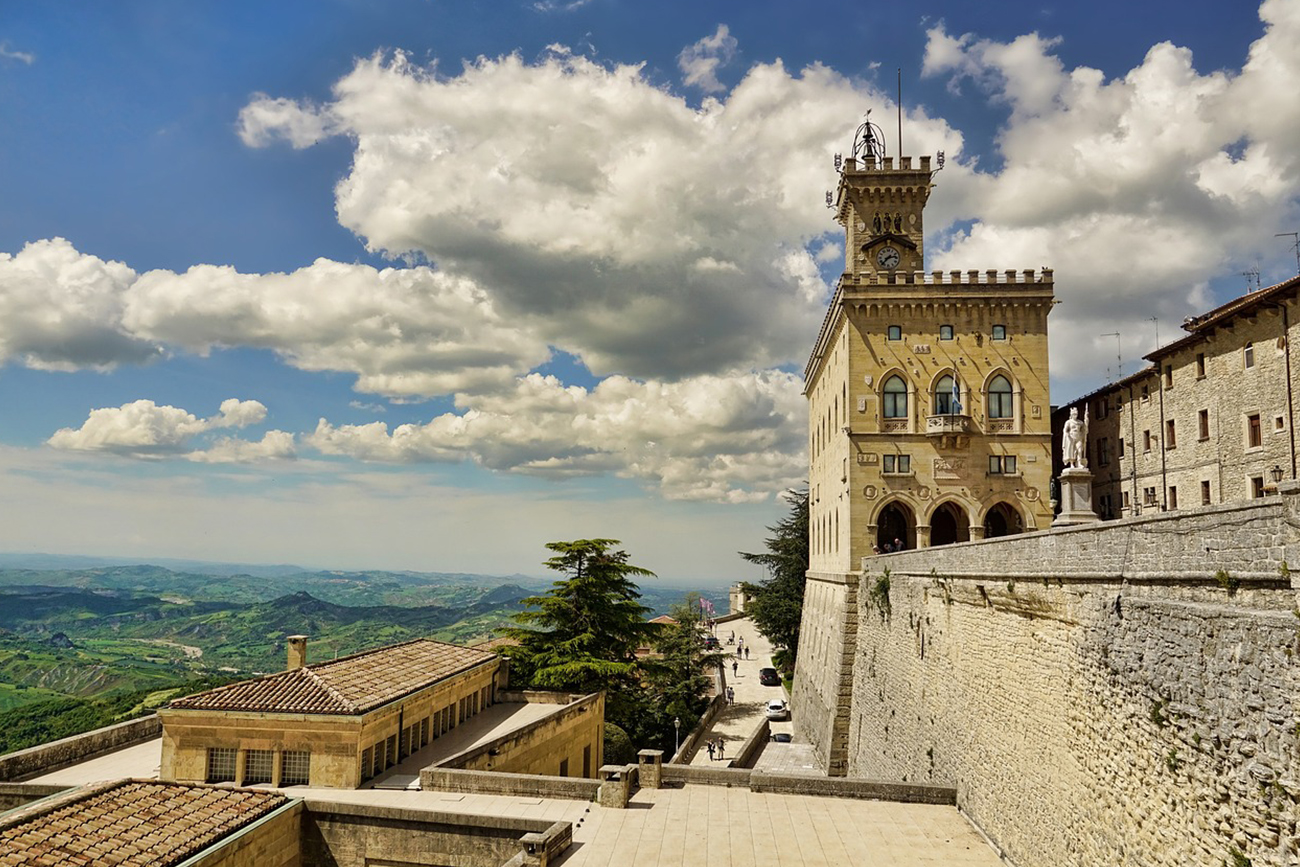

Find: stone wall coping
<box><xmin>660</xmin><ymin>765</ymin><xmax>753</xmax><ymax>786</ymax></box>
<box><xmin>434</xmin><ymin>691</ymin><xmax>601</xmax><ymax>771</ymax></box>
<box><xmin>748</xmin><ymin>772</ymin><xmax>957</xmax><ymax>805</ymax></box>
<box><xmin>730</xmin><ymin>719</ymin><xmax>771</xmax><ymax>770</ymax></box>
<box><xmin>419</xmin><ymin>767</ymin><xmax>601</xmax><ymax>801</ymax></box>
<box><xmin>302</xmin><ymin>797</ymin><xmax>560</xmax><ymax>834</ymax></box>
<box><xmin>0</xmin><ymin>714</ymin><xmax>161</xmax><ymax>782</ymax></box>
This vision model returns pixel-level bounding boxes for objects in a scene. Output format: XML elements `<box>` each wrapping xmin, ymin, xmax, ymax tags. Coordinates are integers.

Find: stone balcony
<box><xmin>926</xmin><ymin>414</ymin><xmax>971</xmax><ymax>435</ymax></box>
<box><xmin>926</xmin><ymin>414</ymin><xmax>971</xmax><ymax>449</ymax></box>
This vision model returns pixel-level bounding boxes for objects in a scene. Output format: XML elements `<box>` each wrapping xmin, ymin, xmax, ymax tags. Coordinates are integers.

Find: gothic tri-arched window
<box><xmin>987</xmin><ymin>374</ymin><xmax>1013</xmax><ymax>419</ymax></box>
<box><xmin>883</xmin><ymin>375</ymin><xmax>908</xmax><ymax>419</ymax></box>
<box><xmin>934</xmin><ymin>374</ymin><xmax>957</xmax><ymax>415</ymax></box>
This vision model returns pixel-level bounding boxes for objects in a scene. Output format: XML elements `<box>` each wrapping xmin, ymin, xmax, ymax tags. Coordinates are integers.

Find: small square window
<box><xmin>1167</xmin><ymin>486</ymin><xmax>1178</xmax><ymax>509</ymax></box>
<box><xmin>1143</xmin><ymin>486</ymin><xmax>1158</xmax><ymax>506</ymax></box>
<box><xmin>1122</xmin><ymin>492</ymin><xmax>1130</xmax><ymax>509</ymax></box>
<box><xmin>1196</xmin><ymin>353</ymin><xmax>1206</xmax><ymax>378</ymax></box>
<box><xmin>882</xmin><ymin>454</ymin><xmax>910</xmax><ymax>474</ymax></box>
<box><xmin>988</xmin><ymin>455</ymin><xmax>1017</xmax><ymax>475</ymax></box>
<box><xmin>1276</xmin><ymin>416</ymin><xmax>1285</xmax><ymax>431</ymax></box>
<box><xmin>1163</xmin><ymin>365</ymin><xmax>1173</xmax><ymax>388</ymax></box>
<box><xmin>991</xmin><ymin>324</ymin><xmax>1007</xmax><ymax>340</ymax></box>
<box><xmin>1198</xmin><ymin>409</ymin><xmax>1209</xmax><ymax>440</ymax></box>
<box><xmin>1201</xmin><ymin>480</ymin><xmax>1211</xmax><ymax>505</ymax></box>
<box><xmin>1143</xmin><ymin>430</ymin><xmax>1152</xmax><ymax>452</ymax></box>
<box><xmin>1247</xmin><ymin>413</ymin><xmax>1262</xmax><ymax>448</ymax></box>
<box><xmin>281</xmin><ymin>750</ymin><xmax>311</xmax><ymax>786</ymax></box>
<box><xmin>1165</xmin><ymin>419</ymin><xmax>1176</xmax><ymax>449</ymax></box>
<box><xmin>1244</xmin><ymin>343</ymin><xmax>1255</xmax><ymax>369</ymax></box>
<box><xmin>206</xmin><ymin>747</ymin><xmax>236</xmax><ymax>784</ymax></box>
<box><xmin>1118</xmin><ymin>437</ymin><xmax>1125</xmax><ymax>457</ymax></box>
<box><xmin>1252</xmin><ymin>476</ymin><xmax>1265</xmax><ymax>499</ymax></box>
<box><xmin>887</xmin><ymin>325</ymin><xmax>902</xmax><ymax>341</ymax></box>
<box><xmin>244</xmin><ymin>749</ymin><xmax>273</xmax><ymax>785</ymax></box>
<box><xmin>939</xmin><ymin>324</ymin><xmax>954</xmax><ymax>340</ymax></box>
<box><xmin>1141</xmin><ymin>385</ymin><xmax>1150</xmax><ymax>402</ymax></box>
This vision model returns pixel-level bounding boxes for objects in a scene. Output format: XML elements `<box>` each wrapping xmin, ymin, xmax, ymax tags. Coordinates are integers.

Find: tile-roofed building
<box><xmin>169</xmin><ymin>638</ymin><xmax>497</xmax><ymax>715</ymax></box>
<box><xmin>0</xmin><ymin>779</ymin><xmax>293</xmax><ymax>867</ymax></box>
<box><xmin>159</xmin><ymin>636</ymin><xmax>506</xmax><ymax>789</ymax></box>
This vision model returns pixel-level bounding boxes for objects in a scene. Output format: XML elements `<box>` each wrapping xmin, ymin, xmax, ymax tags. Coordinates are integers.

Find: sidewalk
<box><xmin>690</xmin><ymin>616</ymin><xmax>790</xmax><ymax>766</ymax></box>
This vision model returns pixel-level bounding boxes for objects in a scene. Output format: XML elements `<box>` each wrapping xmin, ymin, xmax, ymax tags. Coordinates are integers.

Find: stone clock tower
<box><xmin>793</xmin><ymin>121</ymin><xmax>1055</xmax><ymax>775</ymax></box>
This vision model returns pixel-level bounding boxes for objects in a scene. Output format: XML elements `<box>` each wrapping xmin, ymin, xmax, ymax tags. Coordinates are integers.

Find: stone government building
<box><xmin>793</xmin><ymin>128</ymin><xmax>1300</xmax><ymax>866</ymax></box>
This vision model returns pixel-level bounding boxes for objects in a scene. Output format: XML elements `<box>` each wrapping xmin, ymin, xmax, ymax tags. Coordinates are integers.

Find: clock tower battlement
<box><xmin>833</xmin><ymin>154</ymin><xmax>934</xmax><ymax>276</ymax></box>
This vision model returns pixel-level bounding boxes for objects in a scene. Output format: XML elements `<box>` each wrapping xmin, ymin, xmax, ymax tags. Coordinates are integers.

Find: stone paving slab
<box><xmin>555</xmin><ymin>784</ymin><xmax>1002</xmax><ymax>866</ymax></box>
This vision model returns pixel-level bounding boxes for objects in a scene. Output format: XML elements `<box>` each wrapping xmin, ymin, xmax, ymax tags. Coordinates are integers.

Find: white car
<box><xmin>764</xmin><ymin>699</ymin><xmax>789</xmax><ymax>721</ymax></box>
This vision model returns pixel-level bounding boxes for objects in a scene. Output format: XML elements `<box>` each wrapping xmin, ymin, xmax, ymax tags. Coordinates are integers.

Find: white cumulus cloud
<box><xmin>48</xmin><ymin>398</ymin><xmax>292</xmax><ymax>462</ymax></box>
<box><xmin>921</xmin><ymin>0</ymin><xmax>1300</xmax><ymax>394</ymax></box>
<box><xmin>678</xmin><ymin>25</ymin><xmax>738</xmax><ymax>93</ymax></box>
<box><xmin>307</xmin><ymin>370</ymin><xmax>806</xmax><ymax>502</ymax></box>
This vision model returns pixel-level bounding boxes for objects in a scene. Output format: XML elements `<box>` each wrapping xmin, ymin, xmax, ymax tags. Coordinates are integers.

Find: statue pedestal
<box><xmin>1052</xmin><ymin>468</ymin><xmax>1100</xmax><ymax>527</ymax></box>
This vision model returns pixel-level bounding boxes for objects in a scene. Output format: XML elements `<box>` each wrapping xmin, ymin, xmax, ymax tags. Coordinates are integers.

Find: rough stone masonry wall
<box><xmin>847</xmin><ymin>494</ymin><xmax>1300</xmax><ymax>867</ymax></box>
<box><xmin>791</xmin><ymin>570</ymin><xmax>858</xmax><ymax>775</ymax></box>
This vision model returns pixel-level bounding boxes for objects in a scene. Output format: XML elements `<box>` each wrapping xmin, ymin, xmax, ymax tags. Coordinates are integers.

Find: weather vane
<box><xmin>852</xmin><ymin>110</ymin><xmax>886</xmax><ymax>170</ymax></box>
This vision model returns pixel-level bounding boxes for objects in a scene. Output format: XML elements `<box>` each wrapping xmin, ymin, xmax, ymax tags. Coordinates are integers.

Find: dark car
<box><xmin>703</xmin><ymin>635</ymin><xmax>720</xmax><ymax>649</ymax></box>
<box><xmin>759</xmin><ymin>667</ymin><xmax>781</xmax><ymax>686</ymax></box>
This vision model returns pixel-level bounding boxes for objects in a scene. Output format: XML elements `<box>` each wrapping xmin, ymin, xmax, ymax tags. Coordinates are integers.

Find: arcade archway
<box><xmin>983</xmin><ymin>502</ymin><xmax>1024</xmax><ymax>539</ymax></box>
<box><xmin>929</xmin><ymin>501</ymin><xmax>970</xmax><ymax>546</ymax></box>
<box><xmin>876</xmin><ymin>501</ymin><xmax>915</xmax><ymax>551</ymax></box>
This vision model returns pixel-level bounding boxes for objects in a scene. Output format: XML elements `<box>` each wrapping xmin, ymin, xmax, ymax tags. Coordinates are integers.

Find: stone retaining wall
<box><xmin>301</xmin><ymin>800</ymin><xmax>568</xmax><ymax>867</ymax></box>
<box><xmin>730</xmin><ymin>719</ymin><xmax>769</xmax><ymax>770</ymax></box>
<box><xmin>843</xmin><ymin>493</ymin><xmax>1300</xmax><ymax>867</ymax></box>
<box><xmin>0</xmin><ymin>783</ymin><xmax>67</xmax><ymax>812</ymax></box>
<box><xmin>420</xmin><ymin>767</ymin><xmax>599</xmax><ymax>801</ymax></box>
<box><xmin>0</xmin><ymin>714</ymin><xmax>161</xmax><ymax>782</ymax></box>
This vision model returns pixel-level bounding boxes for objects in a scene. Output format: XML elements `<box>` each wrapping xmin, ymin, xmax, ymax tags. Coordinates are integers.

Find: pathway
<box><xmin>689</xmin><ymin>616</ymin><xmax>790</xmax><ymax>766</ymax></box>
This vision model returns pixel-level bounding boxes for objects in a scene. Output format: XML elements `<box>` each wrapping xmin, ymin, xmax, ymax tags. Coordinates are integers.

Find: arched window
<box><xmin>883</xmin><ymin>376</ymin><xmax>908</xmax><ymax>418</ymax></box>
<box><xmin>988</xmin><ymin>375</ymin><xmax>1013</xmax><ymax>419</ymax></box>
<box><xmin>934</xmin><ymin>375</ymin><xmax>957</xmax><ymax>415</ymax></box>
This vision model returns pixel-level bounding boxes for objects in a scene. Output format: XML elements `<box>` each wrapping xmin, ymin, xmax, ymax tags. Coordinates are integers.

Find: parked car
<box><xmin>759</xmin><ymin>667</ymin><xmax>781</xmax><ymax>686</ymax></box>
<box><xmin>765</xmin><ymin>699</ymin><xmax>790</xmax><ymax>721</ymax></box>
<box><xmin>702</xmin><ymin>635</ymin><xmax>720</xmax><ymax>649</ymax></box>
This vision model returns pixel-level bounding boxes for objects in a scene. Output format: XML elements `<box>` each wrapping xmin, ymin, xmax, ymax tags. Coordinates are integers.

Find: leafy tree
<box><xmin>739</xmin><ymin>488</ymin><xmax>809</xmax><ymax>673</ymax></box>
<box><xmin>647</xmin><ymin>593</ymin><xmax>719</xmax><ymax>724</ymax></box>
<box><xmin>504</xmin><ymin>539</ymin><xmax>658</xmax><ymax>697</ymax></box>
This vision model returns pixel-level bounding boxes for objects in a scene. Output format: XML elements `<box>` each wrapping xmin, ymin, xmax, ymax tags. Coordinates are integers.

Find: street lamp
<box><xmin>1271</xmin><ymin>465</ymin><xmax>1284</xmax><ymax>486</ymax></box>
<box><xmin>673</xmin><ymin>717</ymin><xmax>681</xmax><ymax>756</ymax></box>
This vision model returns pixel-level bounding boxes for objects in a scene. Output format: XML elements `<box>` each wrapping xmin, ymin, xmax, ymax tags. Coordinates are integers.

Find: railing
<box><xmin>926</xmin><ymin>414</ymin><xmax>971</xmax><ymax>435</ymax></box>
<box><xmin>881</xmin><ymin>420</ymin><xmax>909</xmax><ymax>433</ymax></box>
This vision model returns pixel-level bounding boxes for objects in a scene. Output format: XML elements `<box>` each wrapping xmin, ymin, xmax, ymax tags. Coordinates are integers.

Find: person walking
<box><xmin>744</xmin><ymin>646</ymin><xmax>750</xmax><ymax>660</ymax></box>
<box><xmin>732</xmin><ymin>660</ymin><xmax>738</xmax><ymax>678</ymax></box>
<box><xmin>707</xmin><ymin>740</ymin><xmax>715</xmax><ymax>761</ymax></box>
<box><xmin>717</xmin><ymin>739</ymin><xmax>725</xmax><ymax>761</ymax></box>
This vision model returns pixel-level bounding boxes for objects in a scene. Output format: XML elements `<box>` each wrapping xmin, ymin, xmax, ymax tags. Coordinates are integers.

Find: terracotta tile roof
<box><xmin>1147</xmin><ymin>273</ymin><xmax>1300</xmax><ymax>360</ymax></box>
<box><xmin>168</xmin><ymin>638</ymin><xmax>497</xmax><ymax>715</ymax></box>
<box><xmin>0</xmin><ymin>780</ymin><xmax>287</xmax><ymax>867</ymax></box>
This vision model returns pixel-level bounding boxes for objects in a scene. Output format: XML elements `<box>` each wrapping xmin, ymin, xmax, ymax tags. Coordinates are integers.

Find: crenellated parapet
<box><xmin>842</xmin><ymin>268</ymin><xmax>1054</xmax><ymax>288</ymax></box>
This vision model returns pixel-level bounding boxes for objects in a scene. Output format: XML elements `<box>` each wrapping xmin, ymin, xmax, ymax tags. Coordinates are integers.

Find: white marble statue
<box><xmin>1062</xmin><ymin>406</ymin><xmax>1088</xmax><ymax>469</ymax></box>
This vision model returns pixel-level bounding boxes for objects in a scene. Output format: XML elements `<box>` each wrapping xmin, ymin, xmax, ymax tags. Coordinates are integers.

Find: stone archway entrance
<box><xmin>876</xmin><ymin>502</ymin><xmax>915</xmax><ymax>551</ymax></box>
<box><xmin>929</xmin><ymin>502</ymin><xmax>970</xmax><ymax>546</ymax></box>
<box><xmin>983</xmin><ymin>502</ymin><xmax>1023</xmax><ymax>538</ymax></box>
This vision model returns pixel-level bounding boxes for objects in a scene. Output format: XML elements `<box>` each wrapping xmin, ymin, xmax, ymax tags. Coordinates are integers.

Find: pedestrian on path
<box><xmin>707</xmin><ymin>740</ymin><xmax>715</xmax><ymax>761</ymax></box>
<box><xmin>717</xmin><ymin>740</ymin><xmax>725</xmax><ymax>761</ymax></box>
<box><xmin>744</xmin><ymin>646</ymin><xmax>750</xmax><ymax>660</ymax></box>
<box><xmin>727</xmin><ymin>686</ymin><xmax>734</xmax><ymax>705</ymax></box>
<box><xmin>732</xmin><ymin>660</ymin><xmax>738</xmax><ymax>677</ymax></box>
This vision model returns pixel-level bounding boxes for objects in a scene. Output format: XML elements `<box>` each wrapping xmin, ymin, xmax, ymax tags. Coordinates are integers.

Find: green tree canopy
<box><xmin>738</xmin><ymin>488</ymin><xmax>808</xmax><ymax>673</ymax></box>
<box><xmin>504</xmin><ymin>539</ymin><xmax>658</xmax><ymax>696</ymax></box>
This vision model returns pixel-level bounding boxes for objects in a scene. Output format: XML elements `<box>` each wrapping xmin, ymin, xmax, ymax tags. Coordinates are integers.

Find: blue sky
<box><xmin>0</xmin><ymin>0</ymin><xmax>1295</xmax><ymax>584</ymax></box>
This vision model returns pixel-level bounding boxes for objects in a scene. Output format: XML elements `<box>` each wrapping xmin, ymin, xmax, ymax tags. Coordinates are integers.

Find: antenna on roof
<box><xmin>1242</xmin><ymin>267</ymin><xmax>1261</xmax><ymax>293</ymax></box>
<box><xmin>1100</xmin><ymin>332</ymin><xmax>1121</xmax><ymax>382</ymax></box>
<box><xmin>1276</xmin><ymin>232</ymin><xmax>1300</xmax><ymax>276</ymax></box>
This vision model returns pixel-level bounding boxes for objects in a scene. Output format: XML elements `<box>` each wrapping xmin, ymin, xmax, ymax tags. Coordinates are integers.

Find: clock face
<box><xmin>876</xmin><ymin>246</ymin><xmax>901</xmax><ymax>270</ymax></box>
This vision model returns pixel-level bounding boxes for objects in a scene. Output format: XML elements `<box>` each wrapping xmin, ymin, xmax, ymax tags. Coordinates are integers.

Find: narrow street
<box><xmin>688</xmin><ymin>616</ymin><xmax>790</xmax><ymax>766</ymax></box>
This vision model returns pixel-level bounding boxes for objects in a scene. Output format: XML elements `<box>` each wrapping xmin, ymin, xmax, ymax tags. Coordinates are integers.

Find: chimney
<box><xmin>287</xmin><ymin>635</ymin><xmax>308</xmax><ymax>670</ymax></box>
